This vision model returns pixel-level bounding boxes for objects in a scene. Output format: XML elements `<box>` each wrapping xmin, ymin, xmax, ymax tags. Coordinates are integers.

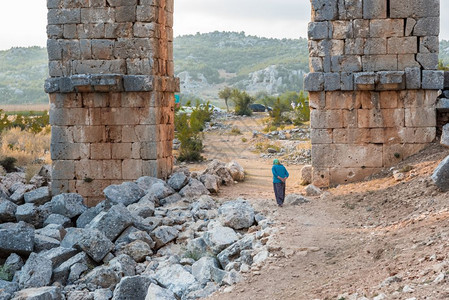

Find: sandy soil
<box><xmin>181</xmin><ymin>114</ymin><xmax>449</xmax><ymax>300</ymax></box>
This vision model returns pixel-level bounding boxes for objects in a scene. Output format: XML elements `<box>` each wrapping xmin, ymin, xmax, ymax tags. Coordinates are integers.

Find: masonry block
<box><xmin>414</xmin><ymin>17</ymin><xmax>440</xmax><ymax>36</ymax></box>
<box><xmin>422</xmin><ymin>70</ymin><xmax>444</xmax><ymax>90</ymax></box>
<box><xmin>363</xmin><ymin>0</ymin><xmax>387</xmax><ymax>19</ymax></box>
<box><xmin>311</xmin><ymin>0</ymin><xmax>338</xmax><ymax>21</ymax></box>
<box><xmin>304</xmin><ymin>72</ymin><xmax>324</xmax><ymax>92</ymax></box>
<box><xmin>308</xmin><ymin>22</ymin><xmax>330</xmax><ymax>40</ymax></box>
<box><xmin>324</xmin><ymin>73</ymin><xmax>341</xmax><ymax>91</ymax></box>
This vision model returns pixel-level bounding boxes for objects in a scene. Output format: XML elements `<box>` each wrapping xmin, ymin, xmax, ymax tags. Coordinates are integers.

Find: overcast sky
<box><xmin>0</xmin><ymin>0</ymin><xmax>448</xmax><ymax>50</ymax></box>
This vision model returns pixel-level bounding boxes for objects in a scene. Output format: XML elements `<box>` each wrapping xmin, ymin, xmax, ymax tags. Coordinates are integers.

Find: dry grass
<box><xmin>1</xmin><ymin>104</ymin><xmax>49</xmax><ymax>112</ymax></box>
<box><xmin>0</xmin><ymin>127</ymin><xmax>51</xmax><ymax>167</ymax></box>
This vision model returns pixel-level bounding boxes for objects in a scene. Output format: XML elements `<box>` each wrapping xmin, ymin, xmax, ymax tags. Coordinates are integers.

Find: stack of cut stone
<box><xmin>0</xmin><ymin>162</ymin><xmax>276</xmax><ymax>300</ymax></box>
<box><xmin>44</xmin><ymin>0</ymin><xmax>179</xmax><ymax>205</ymax></box>
<box><xmin>305</xmin><ymin>0</ymin><xmax>443</xmax><ymax>186</ymax></box>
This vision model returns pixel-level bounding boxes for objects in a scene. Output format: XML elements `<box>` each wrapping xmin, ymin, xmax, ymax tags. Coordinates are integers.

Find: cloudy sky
<box><xmin>0</xmin><ymin>0</ymin><xmax>448</xmax><ymax>50</ymax></box>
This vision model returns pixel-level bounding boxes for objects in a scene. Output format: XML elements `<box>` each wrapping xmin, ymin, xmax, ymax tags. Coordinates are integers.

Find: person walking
<box><xmin>272</xmin><ymin>159</ymin><xmax>289</xmax><ymax>207</ymax></box>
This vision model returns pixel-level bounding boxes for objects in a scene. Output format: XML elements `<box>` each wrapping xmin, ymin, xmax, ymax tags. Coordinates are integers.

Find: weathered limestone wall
<box><xmin>306</xmin><ymin>0</ymin><xmax>444</xmax><ymax>186</ymax></box>
<box><xmin>45</xmin><ymin>0</ymin><xmax>178</xmax><ymax>205</ymax></box>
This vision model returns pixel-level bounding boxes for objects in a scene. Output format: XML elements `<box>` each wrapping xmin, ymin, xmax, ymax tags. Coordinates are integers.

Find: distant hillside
<box><xmin>174</xmin><ymin>31</ymin><xmax>309</xmax><ymax>100</ymax></box>
<box><xmin>0</xmin><ymin>47</ymin><xmax>48</xmax><ymax>105</ymax></box>
<box><xmin>0</xmin><ymin>35</ymin><xmax>448</xmax><ymax>105</ymax></box>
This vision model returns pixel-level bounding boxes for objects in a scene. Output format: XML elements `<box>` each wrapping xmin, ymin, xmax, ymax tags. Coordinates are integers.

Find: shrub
<box><xmin>175</xmin><ymin>101</ymin><xmax>214</xmax><ymax>162</ymax></box>
<box><xmin>231</xmin><ymin>89</ymin><xmax>253</xmax><ymax>116</ymax></box>
<box><xmin>230</xmin><ymin>127</ymin><xmax>242</xmax><ymax>135</ymax></box>
<box><xmin>0</xmin><ymin>265</ymin><xmax>12</xmax><ymax>281</ymax></box>
<box><xmin>241</xmin><ymin>137</ymin><xmax>248</xmax><ymax>143</ymax></box>
<box><xmin>0</xmin><ymin>157</ymin><xmax>17</xmax><ymax>173</ymax></box>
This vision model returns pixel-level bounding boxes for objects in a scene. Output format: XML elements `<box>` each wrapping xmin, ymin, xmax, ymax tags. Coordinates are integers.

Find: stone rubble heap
<box><xmin>0</xmin><ymin>160</ymin><xmax>279</xmax><ymax>300</ymax></box>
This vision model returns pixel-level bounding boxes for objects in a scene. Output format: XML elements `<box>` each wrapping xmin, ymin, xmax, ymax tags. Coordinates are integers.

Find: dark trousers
<box><xmin>273</xmin><ymin>182</ymin><xmax>285</xmax><ymax>205</ymax></box>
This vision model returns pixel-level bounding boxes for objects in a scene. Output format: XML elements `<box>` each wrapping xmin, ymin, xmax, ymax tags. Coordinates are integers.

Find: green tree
<box><xmin>438</xmin><ymin>59</ymin><xmax>449</xmax><ymax>71</ymax></box>
<box><xmin>218</xmin><ymin>87</ymin><xmax>232</xmax><ymax>112</ymax></box>
<box><xmin>230</xmin><ymin>89</ymin><xmax>254</xmax><ymax>116</ymax></box>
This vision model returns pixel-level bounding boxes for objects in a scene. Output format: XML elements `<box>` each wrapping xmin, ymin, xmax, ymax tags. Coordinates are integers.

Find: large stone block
<box><xmin>390</xmin><ymin>0</ymin><xmax>440</xmax><ymax>18</ymax></box>
<box><xmin>364</xmin><ymin>38</ymin><xmax>386</xmax><ymax>55</ymax></box>
<box><xmin>414</xmin><ymin>17</ymin><xmax>440</xmax><ymax>36</ymax></box>
<box><xmin>0</xmin><ymin>222</ymin><xmax>34</xmax><ymax>256</ymax></box>
<box><xmin>338</xmin><ymin>0</ymin><xmax>363</xmax><ymax>19</ymax></box>
<box><xmin>369</xmin><ymin>19</ymin><xmax>404</xmax><ymax>37</ymax></box>
<box><xmin>363</xmin><ymin>0</ymin><xmax>387</xmax><ymax>19</ymax></box>
<box><xmin>308</xmin><ymin>22</ymin><xmax>330</xmax><ymax>40</ymax></box>
<box><xmin>362</xmin><ymin>55</ymin><xmax>398</xmax><ymax>72</ymax></box>
<box><xmin>416</xmin><ymin>53</ymin><xmax>439</xmax><ymax>70</ymax></box>
<box><xmin>357</xmin><ymin>108</ymin><xmax>404</xmax><ymax>128</ymax></box>
<box><xmin>48</xmin><ymin>8</ymin><xmax>81</xmax><ymax>25</ymax></box>
<box><xmin>422</xmin><ymin>70</ymin><xmax>444</xmax><ymax>89</ymax></box>
<box><xmin>324</xmin><ymin>73</ymin><xmax>340</xmax><ymax>91</ymax></box>
<box><xmin>311</xmin><ymin>0</ymin><xmax>339</xmax><ymax>21</ymax></box>
<box><xmin>405</xmin><ymin>108</ymin><xmax>436</xmax><ymax>127</ymax></box>
<box><xmin>310</xmin><ymin>110</ymin><xmax>345</xmax><ymax>129</ymax></box>
<box><xmin>331</xmin><ymin>55</ymin><xmax>362</xmax><ymax>72</ymax></box>
<box><xmin>405</xmin><ymin>67</ymin><xmax>421</xmax><ymax>89</ymax></box>
<box><xmin>304</xmin><ymin>72</ymin><xmax>324</xmax><ymax>92</ymax></box>
<box><xmin>387</xmin><ymin>37</ymin><xmax>418</xmax><ymax>54</ymax></box>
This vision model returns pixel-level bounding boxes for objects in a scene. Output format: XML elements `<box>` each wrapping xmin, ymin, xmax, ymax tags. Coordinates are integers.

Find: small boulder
<box><xmin>284</xmin><ymin>194</ymin><xmax>310</xmax><ymax>206</ymax></box>
<box><xmin>104</xmin><ymin>182</ymin><xmax>145</xmax><ymax>206</ymax></box>
<box><xmin>441</xmin><ymin>123</ymin><xmax>449</xmax><ymax>147</ymax></box>
<box><xmin>226</xmin><ymin>161</ymin><xmax>245</xmax><ymax>182</ymax></box>
<box><xmin>203</xmin><ymin>226</ymin><xmax>239</xmax><ymax>254</ymax></box>
<box><xmin>34</xmin><ymin>234</ymin><xmax>60</xmax><ymax>252</ymax></box>
<box><xmin>127</xmin><ymin>199</ymin><xmax>155</xmax><ymax>218</ymax></box>
<box><xmin>119</xmin><ymin>240</ymin><xmax>153</xmax><ymax>263</ymax></box>
<box><xmin>0</xmin><ymin>200</ymin><xmax>17</xmax><ymax>222</ymax></box>
<box><xmin>152</xmin><ymin>226</ymin><xmax>179</xmax><ymax>249</ymax></box>
<box><xmin>200</xmin><ymin>174</ymin><xmax>220</xmax><ymax>193</ymax></box>
<box><xmin>9</xmin><ymin>184</ymin><xmax>35</xmax><ymax>205</ymax></box>
<box><xmin>0</xmin><ymin>221</ymin><xmax>34</xmax><ymax>256</ymax></box>
<box><xmin>53</xmin><ymin>252</ymin><xmax>89</xmax><ymax>284</ymax></box>
<box><xmin>145</xmin><ymin>283</ymin><xmax>176</xmax><ymax>300</ymax></box>
<box><xmin>217</xmin><ymin>235</ymin><xmax>254</xmax><ymax>269</ymax></box>
<box><xmin>51</xmin><ymin>193</ymin><xmax>87</xmax><ymax>218</ymax></box>
<box><xmin>218</xmin><ymin>199</ymin><xmax>255</xmax><ymax>230</ymax></box>
<box><xmin>76</xmin><ymin>200</ymin><xmax>112</xmax><ymax>228</ymax></box>
<box><xmin>160</xmin><ymin>193</ymin><xmax>182</xmax><ymax>206</ymax></box>
<box><xmin>112</xmin><ymin>275</ymin><xmax>154</xmax><ymax>300</ymax></box>
<box><xmin>44</xmin><ymin>214</ymin><xmax>72</xmax><ymax>227</ymax></box>
<box><xmin>86</xmin><ymin>204</ymin><xmax>134</xmax><ymax>241</ymax></box>
<box><xmin>192</xmin><ymin>256</ymin><xmax>226</xmax><ymax>286</ymax></box>
<box><xmin>167</xmin><ymin>172</ymin><xmax>189</xmax><ymax>191</ymax></box>
<box><xmin>305</xmin><ymin>184</ymin><xmax>322</xmax><ymax>196</ymax></box>
<box><xmin>203</xmin><ymin>160</ymin><xmax>233</xmax><ymax>186</ymax></box>
<box><xmin>75</xmin><ymin>228</ymin><xmax>114</xmax><ymax>262</ymax></box>
<box><xmin>23</xmin><ymin>187</ymin><xmax>51</xmax><ymax>205</ymax></box>
<box><xmin>155</xmin><ymin>264</ymin><xmax>198</xmax><ymax>298</ymax></box>
<box><xmin>431</xmin><ymin>155</ymin><xmax>449</xmax><ymax>191</ymax></box>
<box><xmin>4</xmin><ymin>253</ymin><xmax>24</xmax><ymax>275</ymax></box>
<box><xmin>11</xmin><ymin>286</ymin><xmax>61</xmax><ymax>300</ymax></box>
<box><xmin>35</xmin><ymin>224</ymin><xmax>66</xmax><ymax>241</ymax></box>
<box><xmin>39</xmin><ymin>246</ymin><xmax>79</xmax><ymax>268</ymax></box>
<box><xmin>299</xmin><ymin>165</ymin><xmax>312</xmax><ymax>185</ymax></box>
<box><xmin>18</xmin><ymin>252</ymin><xmax>52</xmax><ymax>289</ymax></box>
<box><xmin>179</xmin><ymin>179</ymin><xmax>210</xmax><ymax>199</ymax></box>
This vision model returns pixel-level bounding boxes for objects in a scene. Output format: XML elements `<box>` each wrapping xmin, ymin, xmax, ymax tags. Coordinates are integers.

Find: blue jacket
<box><xmin>272</xmin><ymin>164</ymin><xmax>289</xmax><ymax>183</ymax></box>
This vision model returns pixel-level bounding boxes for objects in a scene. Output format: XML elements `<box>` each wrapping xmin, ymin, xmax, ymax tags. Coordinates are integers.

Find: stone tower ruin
<box><xmin>306</xmin><ymin>0</ymin><xmax>444</xmax><ymax>186</ymax></box>
<box><xmin>45</xmin><ymin>0</ymin><xmax>178</xmax><ymax>205</ymax></box>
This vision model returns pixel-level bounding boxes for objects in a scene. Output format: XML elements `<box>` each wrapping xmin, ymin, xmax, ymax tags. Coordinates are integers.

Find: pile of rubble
<box><xmin>0</xmin><ymin>160</ymin><xmax>278</xmax><ymax>300</ymax></box>
<box><xmin>265</xmin><ymin>128</ymin><xmax>310</xmax><ymax>141</ymax></box>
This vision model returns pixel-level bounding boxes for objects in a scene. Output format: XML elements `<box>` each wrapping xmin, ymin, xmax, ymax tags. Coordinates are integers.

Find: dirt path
<box><xmin>181</xmin><ymin>114</ymin><xmax>449</xmax><ymax>299</ymax></box>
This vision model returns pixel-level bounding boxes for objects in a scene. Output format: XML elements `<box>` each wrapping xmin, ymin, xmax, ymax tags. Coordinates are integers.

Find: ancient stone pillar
<box><xmin>45</xmin><ymin>0</ymin><xmax>178</xmax><ymax>205</ymax></box>
<box><xmin>306</xmin><ymin>0</ymin><xmax>443</xmax><ymax>186</ymax></box>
